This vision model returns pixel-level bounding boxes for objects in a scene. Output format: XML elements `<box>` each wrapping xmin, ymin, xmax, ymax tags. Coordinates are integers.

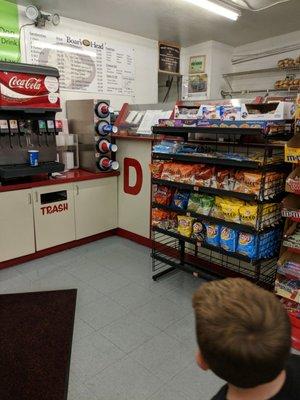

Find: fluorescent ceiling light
<box><xmin>184</xmin><ymin>0</ymin><xmax>240</xmax><ymax>21</ymax></box>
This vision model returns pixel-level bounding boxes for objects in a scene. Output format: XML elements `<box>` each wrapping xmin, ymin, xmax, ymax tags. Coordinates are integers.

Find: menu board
<box><xmin>24</xmin><ymin>28</ymin><xmax>135</xmax><ymax>96</ymax></box>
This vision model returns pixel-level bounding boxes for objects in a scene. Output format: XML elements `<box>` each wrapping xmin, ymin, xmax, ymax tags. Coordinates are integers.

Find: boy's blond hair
<box><xmin>193</xmin><ymin>278</ymin><xmax>291</xmax><ymax>388</ymax></box>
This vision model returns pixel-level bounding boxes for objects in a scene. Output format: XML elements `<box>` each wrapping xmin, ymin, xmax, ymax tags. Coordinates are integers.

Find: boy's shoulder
<box><xmin>210</xmin><ymin>354</ymin><xmax>300</xmax><ymax>400</ymax></box>
<box><xmin>211</xmin><ymin>385</ymin><xmax>228</xmax><ymax>400</ymax></box>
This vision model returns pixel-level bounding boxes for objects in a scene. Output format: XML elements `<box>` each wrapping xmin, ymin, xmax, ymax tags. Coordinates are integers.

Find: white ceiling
<box><xmin>16</xmin><ymin>0</ymin><xmax>300</xmax><ymax>47</ymax></box>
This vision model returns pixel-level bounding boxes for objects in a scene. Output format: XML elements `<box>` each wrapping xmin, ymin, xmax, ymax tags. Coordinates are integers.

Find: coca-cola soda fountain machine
<box><xmin>0</xmin><ymin>62</ymin><xmax>64</xmax><ymax>182</ymax></box>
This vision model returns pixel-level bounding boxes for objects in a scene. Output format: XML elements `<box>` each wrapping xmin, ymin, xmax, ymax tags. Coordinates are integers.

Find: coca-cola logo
<box><xmin>8</xmin><ymin>76</ymin><xmax>42</xmax><ymax>91</ymax></box>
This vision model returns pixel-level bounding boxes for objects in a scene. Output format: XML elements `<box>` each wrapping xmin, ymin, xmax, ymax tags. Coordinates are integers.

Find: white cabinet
<box><xmin>0</xmin><ymin>189</ymin><xmax>35</xmax><ymax>262</ymax></box>
<box><xmin>74</xmin><ymin>178</ymin><xmax>117</xmax><ymax>240</ymax></box>
<box><xmin>32</xmin><ymin>183</ymin><xmax>76</xmax><ymax>251</ymax></box>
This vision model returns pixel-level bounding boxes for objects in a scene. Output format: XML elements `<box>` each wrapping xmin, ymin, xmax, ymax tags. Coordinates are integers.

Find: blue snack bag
<box><xmin>204</xmin><ymin>222</ymin><xmax>221</xmax><ymax>247</ymax></box>
<box><xmin>220</xmin><ymin>226</ymin><xmax>238</xmax><ymax>252</ymax></box>
<box><xmin>237</xmin><ymin>232</ymin><xmax>257</xmax><ymax>259</ymax></box>
<box><xmin>171</xmin><ymin>190</ymin><xmax>190</xmax><ymax>210</ymax></box>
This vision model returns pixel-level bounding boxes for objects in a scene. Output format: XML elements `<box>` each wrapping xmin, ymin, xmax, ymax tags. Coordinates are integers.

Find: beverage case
<box><xmin>0</xmin><ymin>70</ymin><xmax>60</xmax><ymax>109</ymax></box>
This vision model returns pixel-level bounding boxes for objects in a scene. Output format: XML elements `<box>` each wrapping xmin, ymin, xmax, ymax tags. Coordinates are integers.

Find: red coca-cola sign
<box><xmin>0</xmin><ymin>69</ymin><xmax>60</xmax><ymax>109</ymax></box>
<box><xmin>9</xmin><ymin>76</ymin><xmax>42</xmax><ymax>91</ymax></box>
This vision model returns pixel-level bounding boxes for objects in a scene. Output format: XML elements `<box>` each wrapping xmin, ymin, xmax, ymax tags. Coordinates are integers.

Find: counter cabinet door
<box><xmin>0</xmin><ymin>189</ymin><xmax>35</xmax><ymax>262</ymax></box>
<box><xmin>32</xmin><ymin>184</ymin><xmax>76</xmax><ymax>251</ymax></box>
<box><xmin>74</xmin><ymin>178</ymin><xmax>117</xmax><ymax>240</ymax></box>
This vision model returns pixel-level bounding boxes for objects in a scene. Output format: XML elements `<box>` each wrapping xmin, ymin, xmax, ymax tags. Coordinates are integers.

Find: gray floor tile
<box><xmin>99</xmin><ymin>313</ymin><xmax>161</xmax><ymax>353</ymax></box>
<box><xmin>72</xmin><ymin>315</ymin><xmax>95</xmax><ymax>343</ymax></box>
<box><xmin>78</xmin><ymin>297</ymin><xmax>128</xmax><ymax>330</ymax></box>
<box><xmin>66</xmin><ymin>258</ymin><xmax>112</xmax><ymax>282</ymax></box>
<box><xmin>75</xmin><ymin>283</ymin><xmax>107</xmax><ymax>308</ymax></box>
<box><xmin>32</xmin><ymin>271</ymin><xmax>83</xmax><ymax>292</ymax></box>
<box><xmin>107</xmin><ymin>282</ymin><xmax>156</xmax><ymax>311</ymax></box>
<box><xmin>0</xmin><ymin>273</ymin><xmax>32</xmax><ymax>294</ymax></box>
<box><xmin>133</xmin><ymin>296</ymin><xmax>189</xmax><ymax>330</ymax></box>
<box><xmin>168</xmin><ymin>363</ymin><xmax>224</xmax><ymax>400</ymax></box>
<box><xmin>129</xmin><ymin>332</ymin><xmax>193</xmax><ymax>382</ymax></box>
<box><xmin>15</xmin><ymin>258</ymin><xmax>64</xmax><ymax>282</ymax></box>
<box><xmin>68</xmin><ymin>378</ymin><xmax>99</xmax><ymax>400</ymax></box>
<box><xmin>71</xmin><ymin>331</ymin><xmax>126</xmax><ymax>382</ymax></box>
<box><xmin>86</xmin><ymin>356</ymin><xmax>163</xmax><ymax>400</ymax></box>
<box><xmin>147</xmin><ymin>383</ymin><xmax>191</xmax><ymax>400</ymax></box>
<box><xmin>87</xmin><ymin>270</ymin><xmax>131</xmax><ymax>294</ymax></box>
<box><xmin>164</xmin><ymin>313</ymin><xmax>196</xmax><ymax>346</ymax></box>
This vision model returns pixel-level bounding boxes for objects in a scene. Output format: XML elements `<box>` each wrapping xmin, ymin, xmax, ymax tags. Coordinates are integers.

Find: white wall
<box><xmin>18</xmin><ymin>5</ymin><xmax>158</xmax><ymax>118</ymax></box>
<box><xmin>227</xmin><ymin>30</ymin><xmax>300</xmax><ymax>95</ymax></box>
<box><xmin>181</xmin><ymin>30</ymin><xmax>300</xmax><ymax>100</ymax></box>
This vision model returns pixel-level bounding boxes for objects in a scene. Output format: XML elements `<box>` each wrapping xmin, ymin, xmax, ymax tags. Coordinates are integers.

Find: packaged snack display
<box><xmin>204</xmin><ymin>222</ymin><xmax>221</xmax><ymax>247</ymax></box>
<box><xmin>234</xmin><ymin>171</ymin><xmax>262</xmax><ymax>195</ymax></box>
<box><xmin>212</xmin><ymin>168</ymin><xmax>235</xmax><ymax>190</ymax></box>
<box><xmin>187</xmin><ymin>193</ymin><xmax>202</xmax><ymax>213</ymax></box>
<box><xmin>177</xmin><ymin>215</ymin><xmax>194</xmax><ymax>237</ymax></box>
<box><xmin>152</xmin><ymin>209</ymin><xmax>177</xmax><ymax>229</ymax></box>
<box><xmin>237</xmin><ymin>232</ymin><xmax>257</xmax><ymax>258</ymax></box>
<box><xmin>187</xmin><ymin>193</ymin><xmax>214</xmax><ymax>215</ymax></box>
<box><xmin>179</xmin><ymin>164</ymin><xmax>196</xmax><ymax>184</ymax></box>
<box><xmin>149</xmin><ymin>161</ymin><xmax>164</xmax><ymax>179</ymax></box>
<box><xmin>153</xmin><ymin>185</ymin><xmax>173</xmax><ymax>205</ymax></box>
<box><xmin>220</xmin><ymin>202</ymin><xmax>241</xmax><ymax>223</ymax></box>
<box><xmin>239</xmin><ymin>204</ymin><xmax>258</xmax><ymax>227</ymax></box>
<box><xmin>152</xmin><ymin>140</ymin><xmax>180</xmax><ymax>154</ymax></box>
<box><xmin>220</xmin><ymin>227</ymin><xmax>238</xmax><ymax>252</ymax></box>
<box><xmin>161</xmin><ymin>163</ymin><xmax>177</xmax><ymax>181</ymax></box>
<box><xmin>172</xmin><ymin>190</ymin><xmax>190</xmax><ymax>210</ymax></box>
<box><xmin>192</xmin><ymin>221</ymin><xmax>205</xmax><ymax>241</ymax></box>
<box><xmin>194</xmin><ymin>165</ymin><xmax>215</xmax><ymax>187</ymax></box>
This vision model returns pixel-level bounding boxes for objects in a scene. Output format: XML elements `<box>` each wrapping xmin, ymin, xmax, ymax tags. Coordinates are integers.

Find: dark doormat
<box><xmin>0</xmin><ymin>289</ymin><xmax>77</xmax><ymax>400</ymax></box>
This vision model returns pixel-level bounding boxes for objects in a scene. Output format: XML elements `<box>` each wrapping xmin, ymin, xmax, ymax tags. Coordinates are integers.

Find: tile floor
<box><xmin>0</xmin><ymin>236</ymin><xmax>223</xmax><ymax>400</ymax></box>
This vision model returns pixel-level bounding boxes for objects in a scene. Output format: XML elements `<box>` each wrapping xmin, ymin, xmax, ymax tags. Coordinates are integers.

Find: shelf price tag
<box><xmin>194</xmin><ymin>186</ymin><xmax>199</xmax><ymax>192</ymax></box>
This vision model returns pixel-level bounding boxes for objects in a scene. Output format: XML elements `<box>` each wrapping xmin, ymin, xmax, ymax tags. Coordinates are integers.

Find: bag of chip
<box><xmin>204</xmin><ymin>222</ymin><xmax>221</xmax><ymax>247</ymax></box>
<box><xmin>197</xmin><ymin>195</ymin><xmax>215</xmax><ymax>215</ymax></box>
<box><xmin>161</xmin><ymin>163</ymin><xmax>177</xmax><ymax>181</ymax></box>
<box><xmin>153</xmin><ymin>185</ymin><xmax>173</xmax><ymax>205</ymax></box>
<box><xmin>178</xmin><ymin>164</ymin><xmax>196</xmax><ymax>184</ymax></box>
<box><xmin>171</xmin><ymin>190</ymin><xmax>190</xmax><ymax>210</ymax></box>
<box><xmin>192</xmin><ymin>221</ymin><xmax>205</xmax><ymax>241</ymax></box>
<box><xmin>220</xmin><ymin>226</ymin><xmax>238</xmax><ymax>252</ymax></box>
<box><xmin>220</xmin><ymin>202</ymin><xmax>241</xmax><ymax>223</ymax></box>
<box><xmin>237</xmin><ymin>232</ymin><xmax>258</xmax><ymax>259</ymax></box>
<box><xmin>239</xmin><ymin>204</ymin><xmax>258</xmax><ymax>227</ymax></box>
<box><xmin>187</xmin><ymin>193</ymin><xmax>202</xmax><ymax>213</ymax></box>
<box><xmin>194</xmin><ymin>165</ymin><xmax>215</xmax><ymax>187</ymax></box>
<box><xmin>149</xmin><ymin>161</ymin><xmax>164</xmax><ymax>179</ymax></box>
<box><xmin>177</xmin><ymin>216</ymin><xmax>194</xmax><ymax>237</ymax></box>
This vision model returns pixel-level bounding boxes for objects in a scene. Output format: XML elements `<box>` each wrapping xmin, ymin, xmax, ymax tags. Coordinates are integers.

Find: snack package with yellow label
<box><xmin>239</xmin><ymin>204</ymin><xmax>258</xmax><ymax>227</ymax></box>
<box><xmin>177</xmin><ymin>216</ymin><xmax>195</xmax><ymax>237</ymax></box>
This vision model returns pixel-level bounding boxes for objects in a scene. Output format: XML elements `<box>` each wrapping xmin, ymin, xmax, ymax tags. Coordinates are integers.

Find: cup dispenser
<box><xmin>66</xmin><ymin>99</ymin><xmax>119</xmax><ymax>173</ymax></box>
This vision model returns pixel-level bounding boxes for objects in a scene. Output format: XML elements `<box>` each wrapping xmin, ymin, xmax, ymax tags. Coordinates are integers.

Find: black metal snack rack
<box><xmin>150</xmin><ymin>124</ymin><xmax>292</xmax><ymax>289</ymax></box>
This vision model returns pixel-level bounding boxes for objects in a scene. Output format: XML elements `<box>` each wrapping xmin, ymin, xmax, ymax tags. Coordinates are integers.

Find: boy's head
<box><xmin>193</xmin><ymin>278</ymin><xmax>291</xmax><ymax>389</ymax></box>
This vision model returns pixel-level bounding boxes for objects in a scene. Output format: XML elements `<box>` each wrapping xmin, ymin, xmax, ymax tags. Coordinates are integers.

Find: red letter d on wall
<box><xmin>124</xmin><ymin>157</ymin><xmax>143</xmax><ymax>195</ymax></box>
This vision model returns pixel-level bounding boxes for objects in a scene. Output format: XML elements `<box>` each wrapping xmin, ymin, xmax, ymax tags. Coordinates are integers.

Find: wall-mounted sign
<box><xmin>189</xmin><ymin>55</ymin><xmax>206</xmax><ymax>74</ymax></box>
<box><xmin>24</xmin><ymin>27</ymin><xmax>135</xmax><ymax>96</ymax></box>
<box><xmin>0</xmin><ymin>0</ymin><xmax>20</xmax><ymax>62</ymax></box>
<box><xmin>159</xmin><ymin>41</ymin><xmax>180</xmax><ymax>75</ymax></box>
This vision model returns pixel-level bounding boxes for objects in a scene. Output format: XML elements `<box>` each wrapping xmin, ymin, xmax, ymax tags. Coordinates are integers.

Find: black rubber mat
<box><xmin>0</xmin><ymin>289</ymin><xmax>77</xmax><ymax>400</ymax></box>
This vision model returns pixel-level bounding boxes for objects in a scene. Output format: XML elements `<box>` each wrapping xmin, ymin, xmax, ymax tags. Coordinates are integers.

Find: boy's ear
<box><xmin>196</xmin><ymin>350</ymin><xmax>209</xmax><ymax>371</ymax></box>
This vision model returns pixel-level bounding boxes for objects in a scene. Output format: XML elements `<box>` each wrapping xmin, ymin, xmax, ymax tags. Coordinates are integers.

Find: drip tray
<box><xmin>0</xmin><ymin>162</ymin><xmax>65</xmax><ymax>180</ymax></box>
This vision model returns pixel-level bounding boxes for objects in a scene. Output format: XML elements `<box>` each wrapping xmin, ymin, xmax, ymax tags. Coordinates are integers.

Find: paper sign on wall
<box><xmin>0</xmin><ymin>0</ymin><xmax>20</xmax><ymax>62</ymax></box>
<box><xmin>23</xmin><ymin>27</ymin><xmax>135</xmax><ymax>96</ymax></box>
